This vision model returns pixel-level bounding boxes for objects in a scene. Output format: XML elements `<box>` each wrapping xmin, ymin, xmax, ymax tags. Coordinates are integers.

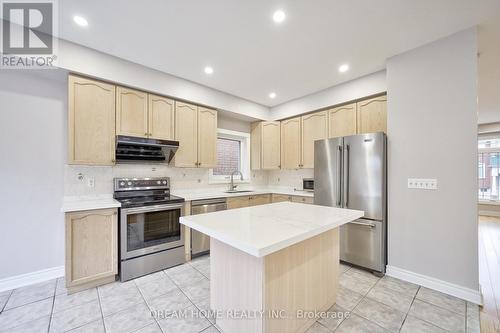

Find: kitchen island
<box><xmin>180</xmin><ymin>202</ymin><xmax>363</xmax><ymax>333</ymax></box>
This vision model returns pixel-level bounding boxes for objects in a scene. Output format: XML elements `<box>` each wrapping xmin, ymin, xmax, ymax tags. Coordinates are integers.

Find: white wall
<box><xmin>0</xmin><ymin>70</ymin><xmax>67</xmax><ymax>279</ymax></box>
<box><xmin>58</xmin><ymin>39</ymin><xmax>270</xmax><ymax>121</ymax></box>
<box><xmin>270</xmin><ymin>71</ymin><xmax>387</xmax><ymax>120</ymax></box>
<box><xmin>386</xmin><ymin>28</ymin><xmax>479</xmax><ymax>292</ymax></box>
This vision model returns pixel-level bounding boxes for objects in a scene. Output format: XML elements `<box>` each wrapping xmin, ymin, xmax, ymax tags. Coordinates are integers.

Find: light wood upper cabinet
<box><xmin>149</xmin><ymin>94</ymin><xmax>175</xmax><ymax>140</ymax></box>
<box><xmin>328</xmin><ymin>103</ymin><xmax>357</xmax><ymax>138</ymax></box>
<box><xmin>301</xmin><ymin>111</ymin><xmax>328</xmax><ymax>168</ymax></box>
<box><xmin>65</xmin><ymin>208</ymin><xmax>117</xmax><ymax>292</ymax></box>
<box><xmin>174</xmin><ymin>102</ymin><xmax>198</xmax><ymax>167</ymax></box>
<box><xmin>68</xmin><ymin>75</ymin><xmax>116</xmax><ymax>166</ymax></box>
<box><xmin>116</xmin><ymin>87</ymin><xmax>148</xmax><ymax>137</ymax></box>
<box><xmin>197</xmin><ymin>107</ymin><xmax>218</xmax><ymax>168</ymax></box>
<box><xmin>251</xmin><ymin>121</ymin><xmax>280</xmax><ymax>170</ymax></box>
<box><xmin>281</xmin><ymin>117</ymin><xmax>301</xmax><ymax>169</ymax></box>
<box><xmin>174</xmin><ymin>103</ymin><xmax>218</xmax><ymax>168</ymax></box>
<box><xmin>357</xmin><ymin>96</ymin><xmax>387</xmax><ymax>134</ymax></box>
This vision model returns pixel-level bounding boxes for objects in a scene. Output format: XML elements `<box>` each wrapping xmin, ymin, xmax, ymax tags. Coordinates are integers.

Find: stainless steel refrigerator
<box><xmin>314</xmin><ymin>132</ymin><xmax>387</xmax><ymax>274</ymax></box>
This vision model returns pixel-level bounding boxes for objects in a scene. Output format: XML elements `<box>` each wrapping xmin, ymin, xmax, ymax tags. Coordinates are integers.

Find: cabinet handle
<box><xmin>145</xmin><ymin>132</ymin><xmax>149</xmax><ymax>136</ymax></box>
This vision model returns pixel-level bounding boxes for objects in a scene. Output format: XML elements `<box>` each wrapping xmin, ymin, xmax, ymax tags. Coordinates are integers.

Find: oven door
<box><xmin>120</xmin><ymin>203</ymin><xmax>184</xmax><ymax>260</ymax></box>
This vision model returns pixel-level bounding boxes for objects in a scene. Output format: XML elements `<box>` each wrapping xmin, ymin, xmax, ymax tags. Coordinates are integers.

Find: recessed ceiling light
<box><xmin>272</xmin><ymin>10</ymin><xmax>286</xmax><ymax>23</ymax></box>
<box><xmin>269</xmin><ymin>92</ymin><xmax>277</xmax><ymax>99</ymax></box>
<box><xmin>73</xmin><ymin>16</ymin><xmax>88</xmax><ymax>27</ymax></box>
<box><xmin>338</xmin><ymin>64</ymin><xmax>349</xmax><ymax>73</ymax></box>
<box><xmin>204</xmin><ymin>66</ymin><xmax>214</xmax><ymax>75</ymax></box>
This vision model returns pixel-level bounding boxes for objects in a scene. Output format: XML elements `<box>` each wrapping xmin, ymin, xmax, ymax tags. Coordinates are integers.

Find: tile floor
<box><xmin>0</xmin><ymin>255</ymin><xmax>480</xmax><ymax>333</ymax></box>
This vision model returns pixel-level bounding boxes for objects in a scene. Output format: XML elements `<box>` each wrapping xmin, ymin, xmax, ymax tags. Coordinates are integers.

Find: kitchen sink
<box><xmin>223</xmin><ymin>190</ymin><xmax>254</xmax><ymax>193</ymax></box>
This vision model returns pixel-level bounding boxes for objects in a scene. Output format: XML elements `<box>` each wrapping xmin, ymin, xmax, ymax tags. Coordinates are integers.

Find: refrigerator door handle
<box><xmin>337</xmin><ymin>145</ymin><xmax>343</xmax><ymax>206</ymax></box>
<box><xmin>344</xmin><ymin>144</ymin><xmax>350</xmax><ymax>207</ymax></box>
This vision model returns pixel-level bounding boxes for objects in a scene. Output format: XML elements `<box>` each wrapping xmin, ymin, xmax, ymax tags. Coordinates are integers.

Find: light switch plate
<box><xmin>408</xmin><ymin>178</ymin><xmax>437</xmax><ymax>190</ymax></box>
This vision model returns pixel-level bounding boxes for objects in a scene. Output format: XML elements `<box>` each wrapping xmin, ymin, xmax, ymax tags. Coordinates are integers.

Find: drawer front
<box><xmin>291</xmin><ymin>196</ymin><xmax>314</xmax><ymax>204</ymax></box>
<box><xmin>340</xmin><ymin>219</ymin><xmax>383</xmax><ymax>272</ymax></box>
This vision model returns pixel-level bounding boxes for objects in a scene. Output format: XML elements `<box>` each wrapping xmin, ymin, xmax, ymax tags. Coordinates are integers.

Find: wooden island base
<box><xmin>210</xmin><ymin>228</ymin><xmax>339</xmax><ymax>333</ymax></box>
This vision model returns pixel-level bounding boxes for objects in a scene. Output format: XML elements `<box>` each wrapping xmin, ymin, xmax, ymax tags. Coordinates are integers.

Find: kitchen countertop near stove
<box><xmin>61</xmin><ymin>195</ymin><xmax>121</xmax><ymax>213</ymax></box>
<box><xmin>171</xmin><ymin>186</ymin><xmax>314</xmax><ymax>201</ymax></box>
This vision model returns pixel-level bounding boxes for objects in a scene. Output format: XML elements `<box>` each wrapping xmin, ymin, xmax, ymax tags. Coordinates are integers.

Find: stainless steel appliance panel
<box><xmin>342</xmin><ymin>132</ymin><xmax>386</xmax><ymax>220</ymax></box>
<box><xmin>314</xmin><ymin>137</ymin><xmax>343</xmax><ymax>207</ymax></box>
<box><xmin>120</xmin><ymin>203</ymin><xmax>185</xmax><ymax>260</ymax></box>
<box><xmin>340</xmin><ymin>219</ymin><xmax>383</xmax><ymax>271</ymax></box>
<box><xmin>191</xmin><ymin>198</ymin><xmax>227</xmax><ymax>256</ymax></box>
<box><xmin>121</xmin><ymin>245</ymin><xmax>185</xmax><ymax>281</ymax></box>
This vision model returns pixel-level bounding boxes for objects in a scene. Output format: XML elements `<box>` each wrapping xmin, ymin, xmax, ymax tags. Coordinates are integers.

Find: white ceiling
<box><xmin>58</xmin><ymin>0</ymin><xmax>500</xmax><ymax>118</ymax></box>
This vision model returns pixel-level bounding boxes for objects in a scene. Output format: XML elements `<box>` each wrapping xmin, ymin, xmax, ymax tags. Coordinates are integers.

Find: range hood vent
<box><xmin>116</xmin><ymin>135</ymin><xmax>179</xmax><ymax>163</ymax></box>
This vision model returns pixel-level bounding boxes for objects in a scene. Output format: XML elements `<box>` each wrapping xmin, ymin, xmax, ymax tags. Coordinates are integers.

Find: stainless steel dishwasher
<box><xmin>190</xmin><ymin>198</ymin><xmax>227</xmax><ymax>257</ymax></box>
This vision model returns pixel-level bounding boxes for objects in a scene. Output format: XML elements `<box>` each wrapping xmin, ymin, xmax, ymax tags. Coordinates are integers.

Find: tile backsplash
<box><xmin>267</xmin><ymin>169</ymin><xmax>314</xmax><ymax>190</ymax></box>
<box><xmin>64</xmin><ymin>164</ymin><xmax>269</xmax><ymax>196</ymax></box>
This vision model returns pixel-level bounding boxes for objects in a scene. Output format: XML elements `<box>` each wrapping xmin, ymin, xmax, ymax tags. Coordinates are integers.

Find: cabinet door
<box><xmin>197</xmin><ymin>107</ymin><xmax>218</xmax><ymax>168</ymax></box>
<box><xmin>251</xmin><ymin>194</ymin><xmax>271</xmax><ymax>206</ymax></box>
<box><xmin>357</xmin><ymin>96</ymin><xmax>387</xmax><ymax>134</ymax></box>
<box><xmin>301</xmin><ymin>111</ymin><xmax>328</xmax><ymax>168</ymax></box>
<box><xmin>250</xmin><ymin>122</ymin><xmax>262</xmax><ymax>170</ymax></box>
<box><xmin>291</xmin><ymin>196</ymin><xmax>314</xmax><ymax>204</ymax></box>
<box><xmin>116</xmin><ymin>87</ymin><xmax>148</xmax><ymax>137</ymax></box>
<box><xmin>272</xmin><ymin>194</ymin><xmax>292</xmax><ymax>203</ymax></box>
<box><xmin>328</xmin><ymin>103</ymin><xmax>357</xmax><ymax>138</ymax></box>
<box><xmin>227</xmin><ymin>196</ymin><xmax>251</xmax><ymax>209</ymax></box>
<box><xmin>261</xmin><ymin>122</ymin><xmax>281</xmax><ymax>169</ymax></box>
<box><xmin>148</xmin><ymin>94</ymin><xmax>174</xmax><ymax>140</ymax></box>
<box><xmin>65</xmin><ymin>209</ymin><xmax>117</xmax><ymax>288</ymax></box>
<box><xmin>174</xmin><ymin>102</ymin><xmax>198</xmax><ymax>167</ymax></box>
<box><xmin>68</xmin><ymin>75</ymin><xmax>116</xmax><ymax>166</ymax></box>
<box><xmin>281</xmin><ymin>117</ymin><xmax>301</xmax><ymax>169</ymax></box>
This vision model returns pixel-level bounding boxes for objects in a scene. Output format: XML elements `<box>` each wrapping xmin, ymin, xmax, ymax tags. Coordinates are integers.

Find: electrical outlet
<box><xmin>87</xmin><ymin>177</ymin><xmax>95</xmax><ymax>188</ymax></box>
<box><xmin>408</xmin><ymin>178</ymin><xmax>437</xmax><ymax>190</ymax></box>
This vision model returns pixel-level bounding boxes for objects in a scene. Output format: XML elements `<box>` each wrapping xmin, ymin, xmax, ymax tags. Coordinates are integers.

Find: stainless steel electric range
<box><xmin>114</xmin><ymin>177</ymin><xmax>185</xmax><ymax>281</ymax></box>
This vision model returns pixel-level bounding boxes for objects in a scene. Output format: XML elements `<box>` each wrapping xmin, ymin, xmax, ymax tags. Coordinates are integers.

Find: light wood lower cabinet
<box><xmin>291</xmin><ymin>195</ymin><xmax>314</xmax><ymax>204</ymax></box>
<box><xmin>68</xmin><ymin>75</ymin><xmax>116</xmax><ymax>166</ymax></box>
<box><xmin>357</xmin><ymin>95</ymin><xmax>387</xmax><ymax>134</ymax></box>
<box><xmin>271</xmin><ymin>194</ymin><xmax>293</xmax><ymax>203</ymax></box>
<box><xmin>251</xmin><ymin>121</ymin><xmax>281</xmax><ymax>170</ymax></box>
<box><xmin>272</xmin><ymin>194</ymin><xmax>313</xmax><ymax>204</ymax></box>
<box><xmin>65</xmin><ymin>208</ymin><xmax>118</xmax><ymax>293</ymax></box>
<box><xmin>227</xmin><ymin>194</ymin><xmax>271</xmax><ymax>209</ymax></box>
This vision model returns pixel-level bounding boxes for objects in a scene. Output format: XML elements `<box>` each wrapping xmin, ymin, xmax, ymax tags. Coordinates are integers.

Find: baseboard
<box><xmin>478</xmin><ymin>210</ymin><xmax>500</xmax><ymax>217</ymax></box>
<box><xmin>386</xmin><ymin>265</ymin><xmax>483</xmax><ymax>305</ymax></box>
<box><xmin>0</xmin><ymin>266</ymin><xmax>64</xmax><ymax>293</ymax></box>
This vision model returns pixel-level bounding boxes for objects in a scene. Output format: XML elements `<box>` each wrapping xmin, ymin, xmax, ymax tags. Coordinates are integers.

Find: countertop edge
<box><xmin>180</xmin><ymin>210</ymin><xmax>363</xmax><ymax>257</ymax></box>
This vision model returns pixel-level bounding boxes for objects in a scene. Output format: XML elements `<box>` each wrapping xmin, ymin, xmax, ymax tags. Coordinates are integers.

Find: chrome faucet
<box><xmin>229</xmin><ymin>170</ymin><xmax>244</xmax><ymax>191</ymax></box>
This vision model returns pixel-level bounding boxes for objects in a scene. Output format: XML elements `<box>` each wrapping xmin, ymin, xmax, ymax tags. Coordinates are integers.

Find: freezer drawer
<box><xmin>340</xmin><ymin>219</ymin><xmax>384</xmax><ymax>272</ymax></box>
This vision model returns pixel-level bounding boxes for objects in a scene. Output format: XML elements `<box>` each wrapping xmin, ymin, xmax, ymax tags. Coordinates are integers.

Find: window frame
<box><xmin>208</xmin><ymin>128</ymin><xmax>251</xmax><ymax>184</ymax></box>
<box><xmin>478</xmin><ymin>139</ymin><xmax>500</xmax><ymax>202</ymax></box>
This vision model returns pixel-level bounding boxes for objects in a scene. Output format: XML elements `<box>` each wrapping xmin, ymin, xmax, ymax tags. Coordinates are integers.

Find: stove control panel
<box><xmin>114</xmin><ymin>177</ymin><xmax>170</xmax><ymax>191</ymax></box>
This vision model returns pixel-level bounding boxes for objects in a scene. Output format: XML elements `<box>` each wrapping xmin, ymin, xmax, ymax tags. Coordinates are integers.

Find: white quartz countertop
<box><xmin>180</xmin><ymin>202</ymin><xmax>363</xmax><ymax>257</ymax></box>
<box><xmin>61</xmin><ymin>195</ymin><xmax>121</xmax><ymax>213</ymax></box>
<box><xmin>171</xmin><ymin>186</ymin><xmax>313</xmax><ymax>201</ymax></box>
